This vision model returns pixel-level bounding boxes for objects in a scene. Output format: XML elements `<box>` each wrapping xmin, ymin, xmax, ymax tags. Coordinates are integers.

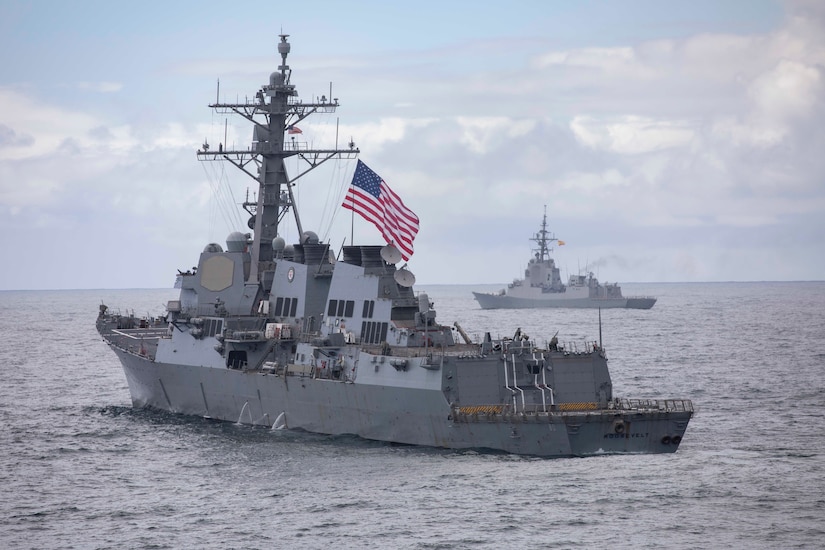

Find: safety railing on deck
<box><xmin>611</xmin><ymin>398</ymin><xmax>694</xmax><ymax>413</ymax></box>
<box><xmin>453</xmin><ymin>398</ymin><xmax>694</xmax><ymax>419</ymax></box>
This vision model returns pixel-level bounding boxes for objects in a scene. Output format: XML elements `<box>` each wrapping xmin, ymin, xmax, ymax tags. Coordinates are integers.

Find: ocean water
<box><xmin>1</xmin><ymin>282</ymin><xmax>823</xmax><ymax>549</ymax></box>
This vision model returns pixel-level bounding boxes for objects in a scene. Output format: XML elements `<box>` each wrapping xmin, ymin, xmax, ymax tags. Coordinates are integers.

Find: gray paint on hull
<box><xmin>114</xmin><ymin>347</ymin><xmax>688</xmax><ymax>457</ymax></box>
<box><xmin>97</xmin><ymin>37</ymin><xmax>687</xmax><ymax>460</ymax></box>
<box><xmin>473</xmin><ymin>292</ymin><xmax>657</xmax><ymax>310</ymax></box>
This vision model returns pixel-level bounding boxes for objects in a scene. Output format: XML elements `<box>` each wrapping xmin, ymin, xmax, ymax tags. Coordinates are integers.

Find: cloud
<box><xmin>570</xmin><ymin>116</ymin><xmax>695</xmax><ymax>154</ymax></box>
<box><xmin>750</xmin><ymin>60</ymin><xmax>822</xmax><ymax>121</ymax></box>
<box><xmin>0</xmin><ymin>88</ymin><xmax>104</xmax><ymax>161</ymax></box>
<box><xmin>534</xmin><ymin>46</ymin><xmax>657</xmax><ymax>81</ymax></box>
<box><xmin>334</xmin><ymin>117</ymin><xmax>437</xmax><ymax>154</ymax></box>
<box><xmin>456</xmin><ymin>117</ymin><xmax>536</xmax><ymax>155</ymax></box>
<box><xmin>0</xmin><ymin>123</ymin><xmax>35</xmax><ymax>148</ymax></box>
<box><xmin>75</xmin><ymin>81</ymin><xmax>123</xmax><ymax>93</ymax></box>
<box><xmin>2</xmin><ymin>2</ymin><xmax>825</xmax><ymax>289</ymax></box>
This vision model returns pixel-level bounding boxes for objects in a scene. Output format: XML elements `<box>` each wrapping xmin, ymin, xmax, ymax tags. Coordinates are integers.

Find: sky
<box><xmin>1</xmin><ymin>0</ymin><xmax>823</xmax><ymax>289</ymax></box>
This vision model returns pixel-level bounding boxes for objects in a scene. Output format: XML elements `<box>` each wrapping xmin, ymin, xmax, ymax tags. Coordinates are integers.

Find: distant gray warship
<box><xmin>97</xmin><ymin>35</ymin><xmax>691</xmax><ymax>457</ymax></box>
<box><xmin>474</xmin><ymin>209</ymin><xmax>657</xmax><ymax>310</ymax></box>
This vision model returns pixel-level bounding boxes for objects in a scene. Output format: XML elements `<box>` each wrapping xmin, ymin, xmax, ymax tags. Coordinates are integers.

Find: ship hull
<box><xmin>473</xmin><ymin>292</ymin><xmax>657</xmax><ymax>310</ymax></box>
<box><xmin>111</xmin><ymin>346</ymin><xmax>689</xmax><ymax>457</ymax></box>
<box><xmin>95</xmin><ymin>37</ymin><xmax>687</xmax><ymax>461</ymax></box>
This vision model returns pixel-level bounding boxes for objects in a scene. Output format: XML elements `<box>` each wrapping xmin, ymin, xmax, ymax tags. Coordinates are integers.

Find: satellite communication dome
<box><xmin>271</xmin><ymin>236</ymin><xmax>286</xmax><ymax>251</ymax></box>
<box><xmin>203</xmin><ymin>243</ymin><xmax>223</xmax><ymax>253</ymax></box>
<box><xmin>226</xmin><ymin>231</ymin><xmax>248</xmax><ymax>253</ymax></box>
<box><xmin>270</xmin><ymin>72</ymin><xmax>284</xmax><ymax>87</ymax></box>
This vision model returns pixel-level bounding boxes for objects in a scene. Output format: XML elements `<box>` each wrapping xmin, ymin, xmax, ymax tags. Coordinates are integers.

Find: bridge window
<box><xmin>273</xmin><ymin>297</ymin><xmax>298</xmax><ymax>317</ymax></box>
<box><xmin>362</xmin><ymin>300</ymin><xmax>375</xmax><ymax>319</ymax></box>
<box><xmin>330</xmin><ymin>299</ymin><xmax>354</xmax><ymax>318</ymax></box>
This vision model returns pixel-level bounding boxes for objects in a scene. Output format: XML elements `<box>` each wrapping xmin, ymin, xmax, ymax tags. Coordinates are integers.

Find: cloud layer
<box><xmin>0</xmin><ymin>1</ymin><xmax>823</xmax><ymax>289</ymax></box>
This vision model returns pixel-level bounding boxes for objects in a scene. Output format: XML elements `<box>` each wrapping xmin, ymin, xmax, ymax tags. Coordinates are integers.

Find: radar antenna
<box><xmin>380</xmin><ymin>244</ymin><xmax>403</xmax><ymax>265</ymax></box>
<box><xmin>394</xmin><ymin>265</ymin><xmax>416</xmax><ymax>288</ymax></box>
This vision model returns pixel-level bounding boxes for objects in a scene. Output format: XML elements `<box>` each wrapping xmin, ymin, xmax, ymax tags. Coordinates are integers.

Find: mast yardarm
<box><xmin>197</xmin><ymin>34</ymin><xmax>359</xmax><ymax>283</ymax></box>
<box><xmin>530</xmin><ymin>204</ymin><xmax>558</xmax><ymax>262</ymax></box>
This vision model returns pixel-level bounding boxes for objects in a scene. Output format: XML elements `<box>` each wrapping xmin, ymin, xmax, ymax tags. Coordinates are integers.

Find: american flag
<box><xmin>342</xmin><ymin>160</ymin><xmax>420</xmax><ymax>260</ymax></box>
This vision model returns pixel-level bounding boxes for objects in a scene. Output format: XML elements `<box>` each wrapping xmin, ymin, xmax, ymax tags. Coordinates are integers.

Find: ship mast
<box><xmin>197</xmin><ymin>34</ymin><xmax>359</xmax><ymax>283</ymax></box>
<box><xmin>530</xmin><ymin>205</ymin><xmax>557</xmax><ymax>262</ymax></box>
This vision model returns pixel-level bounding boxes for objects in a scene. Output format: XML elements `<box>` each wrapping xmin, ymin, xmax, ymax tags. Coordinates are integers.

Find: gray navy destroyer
<box><xmin>474</xmin><ymin>209</ymin><xmax>657</xmax><ymax>310</ymax></box>
<box><xmin>97</xmin><ymin>35</ymin><xmax>692</xmax><ymax>457</ymax></box>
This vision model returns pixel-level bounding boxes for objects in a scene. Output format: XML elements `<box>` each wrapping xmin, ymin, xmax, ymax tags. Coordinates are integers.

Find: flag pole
<box><xmin>349</xmin><ymin>177</ymin><xmax>354</xmax><ymax>247</ymax></box>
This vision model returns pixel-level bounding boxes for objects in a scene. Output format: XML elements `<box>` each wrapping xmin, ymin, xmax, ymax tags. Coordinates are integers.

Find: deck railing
<box><xmin>611</xmin><ymin>398</ymin><xmax>694</xmax><ymax>413</ymax></box>
<box><xmin>454</xmin><ymin>398</ymin><xmax>694</xmax><ymax>418</ymax></box>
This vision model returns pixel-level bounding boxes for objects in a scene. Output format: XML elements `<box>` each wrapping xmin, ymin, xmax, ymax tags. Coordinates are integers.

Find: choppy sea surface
<box><xmin>1</xmin><ymin>282</ymin><xmax>824</xmax><ymax>549</ymax></box>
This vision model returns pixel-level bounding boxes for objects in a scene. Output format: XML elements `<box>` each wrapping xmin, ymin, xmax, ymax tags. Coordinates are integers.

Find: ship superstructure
<box><xmin>473</xmin><ymin>208</ymin><xmax>657</xmax><ymax>310</ymax></box>
<box><xmin>97</xmin><ymin>35</ymin><xmax>691</xmax><ymax>457</ymax></box>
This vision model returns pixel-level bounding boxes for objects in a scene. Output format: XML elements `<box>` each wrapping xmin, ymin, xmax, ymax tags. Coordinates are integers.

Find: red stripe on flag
<box><xmin>342</xmin><ymin>162</ymin><xmax>419</xmax><ymax>260</ymax></box>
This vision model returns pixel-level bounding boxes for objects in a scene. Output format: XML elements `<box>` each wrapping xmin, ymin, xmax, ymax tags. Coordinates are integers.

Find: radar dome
<box><xmin>226</xmin><ymin>231</ymin><xmax>248</xmax><ymax>253</ymax></box>
<box><xmin>301</xmin><ymin>231</ymin><xmax>319</xmax><ymax>244</ymax></box>
<box><xmin>270</xmin><ymin>72</ymin><xmax>284</xmax><ymax>87</ymax></box>
<box><xmin>271</xmin><ymin>236</ymin><xmax>286</xmax><ymax>251</ymax></box>
<box><xmin>203</xmin><ymin>243</ymin><xmax>223</xmax><ymax>253</ymax></box>
<box><xmin>278</xmin><ymin>37</ymin><xmax>291</xmax><ymax>55</ymax></box>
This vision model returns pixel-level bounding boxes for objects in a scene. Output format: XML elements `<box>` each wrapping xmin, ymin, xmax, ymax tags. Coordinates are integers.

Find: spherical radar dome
<box><xmin>278</xmin><ymin>37</ymin><xmax>290</xmax><ymax>55</ymax></box>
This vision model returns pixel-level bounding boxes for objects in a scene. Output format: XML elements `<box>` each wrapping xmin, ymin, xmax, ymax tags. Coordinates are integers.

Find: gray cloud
<box><xmin>0</xmin><ymin>124</ymin><xmax>35</xmax><ymax>148</ymax></box>
<box><xmin>1</xmin><ymin>2</ymin><xmax>824</xmax><ymax>289</ymax></box>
